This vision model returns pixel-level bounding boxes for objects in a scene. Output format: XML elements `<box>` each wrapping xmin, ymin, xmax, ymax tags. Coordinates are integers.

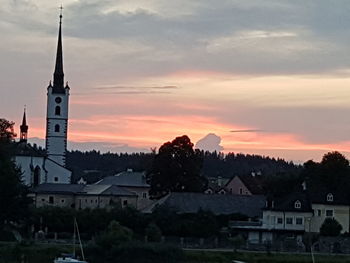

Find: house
<box><xmin>225</xmin><ymin>175</ymin><xmax>264</xmax><ymax>195</ymax></box>
<box><xmin>309</xmin><ymin>187</ymin><xmax>350</xmax><ymax>233</ymax></box>
<box><xmin>31</xmin><ymin>183</ymin><xmax>137</xmax><ymax>210</ymax></box>
<box><xmin>96</xmin><ymin>169</ymin><xmax>152</xmax><ymax>209</ymax></box>
<box><xmin>144</xmin><ymin>192</ymin><xmax>266</xmax><ymax>218</ymax></box>
<box><xmin>230</xmin><ymin>191</ymin><xmax>313</xmax><ymax>244</ymax></box>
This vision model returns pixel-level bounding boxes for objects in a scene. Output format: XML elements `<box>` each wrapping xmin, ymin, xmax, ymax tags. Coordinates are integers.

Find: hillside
<box><xmin>66</xmin><ymin>150</ymin><xmax>300</xmax><ymax>183</ymax></box>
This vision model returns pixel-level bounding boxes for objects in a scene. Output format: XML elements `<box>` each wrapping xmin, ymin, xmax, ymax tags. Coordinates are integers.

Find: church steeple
<box><xmin>46</xmin><ymin>6</ymin><xmax>70</xmax><ymax>167</ymax></box>
<box><xmin>20</xmin><ymin>108</ymin><xmax>28</xmax><ymax>142</ymax></box>
<box><xmin>52</xmin><ymin>7</ymin><xmax>65</xmax><ymax>94</ymax></box>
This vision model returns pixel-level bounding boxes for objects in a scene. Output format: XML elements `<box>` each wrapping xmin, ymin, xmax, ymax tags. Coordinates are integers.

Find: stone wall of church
<box><xmin>45</xmin><ymin>158</ymin><xmax>71</xmax><ymax>184</ymax></box>
<box><xmin>14</xmin><ymin>156</ymin><xmax>46</xmax><ymax>186</ymax></box>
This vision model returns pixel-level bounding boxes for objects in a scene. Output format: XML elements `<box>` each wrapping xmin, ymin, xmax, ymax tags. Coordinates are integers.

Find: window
<box><xmin>55</xmin><ymin>124</ymin><xmax>60</xmax><ymax>132</ymax></box>
<box><xmin>286</xmin><ymin>217</ymin><xmax>293</xmax><ymax>224</ymax></box>
<box><xmin>123</xmin><ymin>200</ymin><xmax>128</xmax><ymax>206</ymax></box>
<box><xmin>55</xmin><ymin>106</ymin><xmax>61</xmax><ymax>115</ymax></box>
<box><xmin>54</xmin><ymin>177</ymin><xmax>58</xmax><ymax>182</ymax></box>
<box><xmin>142</xmin><ymin>192</ymin><xmax>147</xmax><ymax>199</ymax></box>
<box><xmin>49</xmin><ymin>196</ymin><xmax>54</xmax><ymax>204</ymax></box>
<box><xmin>55</xmin><ymin>97</ymin><xmax>62</xmax><ymax>103</ymax></box>
<box><xmin>326</xmin><ymin>210</ymin><xmax>333</xmax><ymax>217</ymax></box>
<box><xmin>277</xmin><ymin>217</ymin><xmax>283</xmax><ymax>224</ymax></box>
<box><xmin>327</xmin><ymin>193</ymin><xmax>334</xmax><ymax>202</ymax></box>
<box><xmin>61</xmin><ymin>199</ymin><xmax>65</xmax><ymax>203</ymax></box>
<box><xmin>317</xmin><ymin>209</ymin><xmax>322</xmax><ymax>217</ymax></box>
<box><xmin>296</xmin><ymin>218</ymin><xmax>303</xmax><ymax>225</ymax></box>
<box><xmin>294</xmin><ymin>200</ymin><xmax>301</xmax><ymax>209</ymax></box>
<box><xmin>239</xmin><ymin>188</ymin><xmax>243</xmax><ymax>195</ymax></box>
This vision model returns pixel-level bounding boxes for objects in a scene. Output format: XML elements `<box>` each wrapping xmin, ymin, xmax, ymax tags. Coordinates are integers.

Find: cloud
<box><xmin>230</xmin><ymin>129</ymin><xmax>265</xmax><ymax>133</ymax></box>
<box><xmin>28</xmin><ymin>137</ymin><xmax>149</xmax><ymax>153</ymax></box>
<box><xmin>195</xmin><ymin>133</ymin><xmax>224</xmax><ymax>152</ymax></box>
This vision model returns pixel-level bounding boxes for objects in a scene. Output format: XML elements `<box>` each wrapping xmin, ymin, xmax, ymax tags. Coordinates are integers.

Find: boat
<box><xmin>54</xmin><ymin>254</ymin><xmax>87</xmax><ymax>263</ymax></box>
<box><xmin>54</xmin><ymin>218</ymin><xmax>88</xmax><ymax>263</ymax></box>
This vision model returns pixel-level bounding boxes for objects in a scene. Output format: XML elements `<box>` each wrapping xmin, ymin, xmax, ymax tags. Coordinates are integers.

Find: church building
<box><xmin>14</xmin><ymin>11</ymin><xmax>71</xmax><ymax>186</ymax></box>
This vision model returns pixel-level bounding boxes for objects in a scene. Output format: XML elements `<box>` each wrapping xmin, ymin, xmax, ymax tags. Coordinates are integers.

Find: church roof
<box><xmin>52</xmin><ymin>11</ymin><xmax>65</xmax><ymax>94</ymax></box>
<box><xmin>14</xmin><ymin>141</ymin><xmax>46</xmax><ymax>157</ymax></box>
<box><xmin>20</xmin><ymin>110</ymin><xmax>28</xmax><ymax>133</ymax></box>
<box><xmin>96</xmin><ymin>170</ymin><xmax>149</xmax><ymax>188</ymax></box>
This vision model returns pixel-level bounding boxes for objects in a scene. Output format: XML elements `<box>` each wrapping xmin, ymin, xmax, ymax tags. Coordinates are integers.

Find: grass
<box><xmin>185</xmin><ymin>250</ymin><xmax>350</xmax><ymax>263</ymax></box>
<box><xmin>1</xmin><ymin>243</ymin><xmax>350</xmax><ymax>263</ymax></box>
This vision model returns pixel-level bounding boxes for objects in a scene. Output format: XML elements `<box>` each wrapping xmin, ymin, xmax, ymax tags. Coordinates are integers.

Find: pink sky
<box><xmin>3</xmin><ymin>1</ymin><xmax>350</xmax><ymax>162</ymax></box>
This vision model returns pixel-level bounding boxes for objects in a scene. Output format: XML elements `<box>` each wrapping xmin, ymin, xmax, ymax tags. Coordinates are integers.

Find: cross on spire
<box><xmin>59</xmin><ymin>5</ymin><xmax>63</xmax><ymax>23</ymax></box>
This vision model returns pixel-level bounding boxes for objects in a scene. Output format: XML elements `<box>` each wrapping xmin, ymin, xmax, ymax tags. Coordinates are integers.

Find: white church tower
<box><xmin>46</xmin><ymin>10</ymin><xmax>70</xmax><ymax>167</ymax></box>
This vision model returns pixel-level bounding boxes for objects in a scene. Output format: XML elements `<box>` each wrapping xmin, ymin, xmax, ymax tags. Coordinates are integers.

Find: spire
<box><xmin>20</xmin><ymin>107</ymin><xmax>28</xmax><ymax>142</ymax></box>
<box><xmin>52</xmin><ymin>5</ymin><xmax>65</xmax><ymax>93</ymax></box>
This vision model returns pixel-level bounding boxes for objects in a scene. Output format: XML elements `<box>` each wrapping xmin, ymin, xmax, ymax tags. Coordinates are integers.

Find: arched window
<box><xmin>33</xmin><ymin>166</ymin><xmax>41</xmax><ymax>186</ymax></box>
<box><xmin>327</xmin><ymin>193</ymin><xmax>333</xmax><ymax>202</ymax></box>
<box><xmin>55</xmin><ymin>124</ymin><xmax>60</xmax><ymax>132</ymax></box>
<box><xmin>55</xmin><ymin>106</ymin><xmax>61</xmax><ymax>116</ymax></box>
<box><xmin>294</xmin><ymin>200</ymin><xmax>301</xmax><ymax>209</ymax></box>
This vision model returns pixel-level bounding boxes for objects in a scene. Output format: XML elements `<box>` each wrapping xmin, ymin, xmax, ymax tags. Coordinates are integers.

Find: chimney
<box><xmin>302</xmin><ymin>181</ymin><xmax>307</xmax><ymax>191</ymax></box>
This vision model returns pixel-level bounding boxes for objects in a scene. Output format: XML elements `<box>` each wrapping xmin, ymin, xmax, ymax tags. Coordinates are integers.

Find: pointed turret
<box><xmin>52</xmin><ymin>9</ymin><xmax>65</xmax><ymax>94</ymax></box>
<box><xmin>20</xmin><ymin>108</ymin><xmax>28</xmax><ymax>142</ymax></box>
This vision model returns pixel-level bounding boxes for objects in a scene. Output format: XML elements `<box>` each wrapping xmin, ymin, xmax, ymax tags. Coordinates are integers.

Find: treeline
<box><xmin>23</xmin><ymin>206</ymin><xmax>246</xmax><ymax>240</ymax></box>
<box><xmin>66</xmin><ymin>150</ymin><xmax>300</xmax><ymax>183</ymax></box>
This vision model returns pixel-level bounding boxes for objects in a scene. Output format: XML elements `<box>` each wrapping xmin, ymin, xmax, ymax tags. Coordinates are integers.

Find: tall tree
<box><xmin>0</xmin><ymin>119</ymin><xmax>31</xmax><ymax>228</ymax></box>
<box><xmin>303</xmin><ymin>151</ymin><xmax>350</xmax><ymax>188</ymax></box>
<box><xmin>147</xmin><ymin>135</ymin><xmax>207</xmax><ymax>198</ymax></box>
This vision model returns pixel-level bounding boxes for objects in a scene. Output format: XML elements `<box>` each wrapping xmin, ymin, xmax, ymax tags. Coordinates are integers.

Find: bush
<box><xmin>145</xmin><ymin>223</ymin><xmax>162</xmax><ymax>242</ymax></box>
<box><xmin>0</xmin><ymin>230</ymin><xmax>16</xmax><ymax>241</ymax></box>
<box><xmin>95</xmin><ymin>220</ymin><xmax>132</xmax><ymax>249</ymax></box>
<box><xmin>320</xmin><ymin>218</ymin><xmax>342</xmax><ymax>237</ymax></box>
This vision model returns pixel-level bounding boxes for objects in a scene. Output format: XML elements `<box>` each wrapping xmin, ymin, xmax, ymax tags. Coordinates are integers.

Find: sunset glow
<box><xmin>3</xmin><ymin>0</ymin><xmax>350</xmax><ymax>162</ymax></box>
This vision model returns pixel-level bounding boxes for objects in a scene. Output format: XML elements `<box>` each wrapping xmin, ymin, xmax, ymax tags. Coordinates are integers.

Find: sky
<box><xmin>2</xmin><ymin>0</ymin><xmax>350</xmax><ymax>162</ymax></box>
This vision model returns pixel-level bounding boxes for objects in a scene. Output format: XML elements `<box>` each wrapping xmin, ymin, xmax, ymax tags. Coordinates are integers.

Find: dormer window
<box><xmin>327</xmin><ymin>193</ymin><xmax>333</xmax><ymax>202</ymax></box>
<box><xmin>294</xmin><ymin>200</ymin><xmax>301</xmax><ymax>209</ymax></box>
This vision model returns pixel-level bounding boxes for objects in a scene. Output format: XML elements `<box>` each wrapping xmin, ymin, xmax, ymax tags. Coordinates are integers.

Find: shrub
<box><xmin>320</xmin><ymin>218</ymin><xmax>342</xmax><ymax>237</ymax></box>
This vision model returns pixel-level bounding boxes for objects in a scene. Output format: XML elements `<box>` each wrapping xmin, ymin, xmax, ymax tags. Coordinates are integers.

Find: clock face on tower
<box><xmin>55</xmin><ymin>97</ymin><xmax>62</xmax><ymax>103</ymax></box>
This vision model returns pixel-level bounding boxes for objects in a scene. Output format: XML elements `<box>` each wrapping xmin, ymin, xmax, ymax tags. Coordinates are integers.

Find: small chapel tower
<box><xmin>20</xmin><ymin>108</ymin><xmax>28</xmax><ymax>142</ymax></box>
<box><xmin>46</xmin><ymin>8</ymin><xmax>70</xmax><ymax>166</ymax></box>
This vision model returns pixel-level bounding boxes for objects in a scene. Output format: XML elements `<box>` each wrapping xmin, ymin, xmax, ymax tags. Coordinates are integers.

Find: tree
<box><xmin>320</xmin><ymin>218</ymin><xmax>342</xmax><ymax>237</ymax></box>
<box><xmin>0</xmin><ymin>119</ymin><xmax>31</xmax><ymax>229</ymax></box>
<box><xmin>147</xmin><ymin>135</ymin><xmax>207</xmax><ymax>198</ymax></box>
<box><xmin>303</xmin><ymin>151</ymin><xmax>350</xmax><ymax>189</ymax></box>
<box><xmin>95</xmin><ymin>220</ymin><xmax>133</xmax><ymax>249</ymax></box>
<box><xmin>0</xmin><ymin>118</ymin><xmax>16</xmax><ymax>142</ymax></box>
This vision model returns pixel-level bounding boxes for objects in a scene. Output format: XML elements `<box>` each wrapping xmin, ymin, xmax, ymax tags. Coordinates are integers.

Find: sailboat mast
<box><xmin>73</xmin><ymin>218</ymin><xmax>76</xmax><ymax>257</ymax></box>
<box><xmin>75</xmin><ymin>218</ymin><xmax>85</xmax><ymax>261</ymax></box>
